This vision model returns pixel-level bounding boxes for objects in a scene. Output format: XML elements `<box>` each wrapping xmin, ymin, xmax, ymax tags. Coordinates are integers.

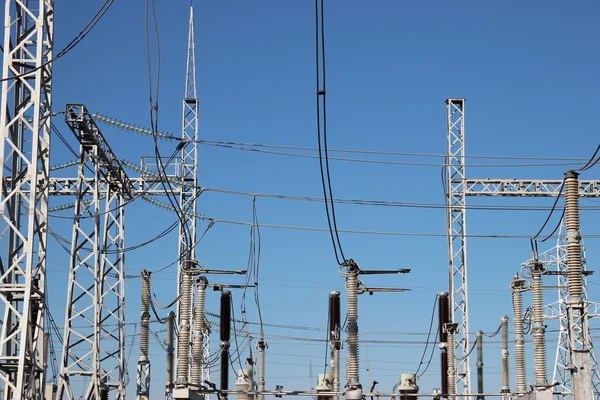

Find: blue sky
<box><xmin>7</xmin><ymin>0</ymin><xmax>600</xmax><ymax>398</ymax></box>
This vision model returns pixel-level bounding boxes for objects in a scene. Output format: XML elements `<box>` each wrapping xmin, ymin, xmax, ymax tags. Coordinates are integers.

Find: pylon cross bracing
<box><xmin>446</xmin><ymin>98</ymin><xmax>600</xmax><ymax>399</ymax></box>
<box><xmin>0</xmin><ymin>0</ymin><xmax>54</xmax><ymax>398</ymax></box>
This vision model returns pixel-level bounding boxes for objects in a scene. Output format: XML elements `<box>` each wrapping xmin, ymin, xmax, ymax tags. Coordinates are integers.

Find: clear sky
<box><xmin>6</xmin><ymin>0</ymin><xmax>600</xmax><ymax>398</ymax></box>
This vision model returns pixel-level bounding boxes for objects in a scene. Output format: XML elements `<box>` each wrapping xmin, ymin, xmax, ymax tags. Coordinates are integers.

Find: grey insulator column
<box><xmin>166</xmin><ymin>312</ymin><xmax>175</xmax><ymax>398</ymax></box>
<box><xmin>530</xmin><ymin>262</ymin><xmax>548</xmax><ymax>389</ymax></box>
<box><xmin>511</xmin><ymin>274</ymin><xmax>527</xmax><ymax>394</ymax></box>
<box><xmin>176</xmin><ymin>271</ymin><xmax>193</xmax><ymax>387</ymax></box>
<box><xmin>500</xmin><ymin>316</ymin><xmax>510</xmax><ymax>394</ymax></box>
<box><xmin>191</xmin><ymin>277</ymin><xmax>207</xmax><ymax>388</ymax></box>
<box><xmin>258</xmin><ymin>340</ymin><xmax>267</xmax><ymax>400</ymax></box>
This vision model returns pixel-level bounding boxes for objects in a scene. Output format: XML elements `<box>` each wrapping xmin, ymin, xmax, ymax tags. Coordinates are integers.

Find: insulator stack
<box><xmin>345</xmin><ymin>266</ymin><xmax>359</xmax><ymax>388</ymax></box>
<box><xmin>191</xmin><ymin>277</ymin><xmax>207</xmax><ymax>387</ymax></box>
<box><xmin>438</xmin><ymin>292</ymin><xmax>450</xmax><ymax>397</ymax></box>
<box><xmin>511</xmin><ymin>274</ymin><xmax>527</xmax><ymax>394</ymax></box>
<box><xmin>220</xmin><ymin>291</ymin><xmax>232</xmax><ymax>395</ymax></box>
<box><xmin>447</xmin><ymin>325</ymin><xmax>457</xmax><ymax>396</ymax></box>
<box><xmin>176</xmin><ymin>272</ymin><xmax>193</xmax><ymax>387</ymax></box>
<box><xmin>476</xmin><ymin>331</ymin><xmax>483</xmax><ymax>400</ymax></box>
<box><xmin>501</xmin><ymin>316</ymin><xmax>510</xmax><ymax>393</ymax></box>
<box><xmin>398</xmin><ymin>373</ymin><xmax>419</xmax><ymax>400</ymax></box>
<box><xmin>166</xmin><ymin>312</ymin><xmax>175</xmax><ymax>397</ymax></box>
<box><xmin>530</xmin><ymin>263</ymin><xmax>548</xmax><ymax>388</ymax></box>
<box><xmin>258</xmin><ymin>340</ymin><xmax>267</xmax><ymax>400</ymax></box>
<box><xmin>565</xmin><ymin>170</ymin><xmax>583</xmax><ymax>302</ymax></box>
<box><xmin>140</xmin><ymin>271</ymin><xmax>150</xmax><ymax>361</ymax></box>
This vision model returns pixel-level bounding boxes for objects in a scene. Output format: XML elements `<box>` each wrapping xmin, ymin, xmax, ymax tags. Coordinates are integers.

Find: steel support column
<box><xmin>0</xmin><ymin>0</ymin><xmax>54</xmax><ymax>398</ymax></box>
<box><xmin>444</xmin><ymin>98</ymin><xmax>470</xmax><ymax>396</ymax></box>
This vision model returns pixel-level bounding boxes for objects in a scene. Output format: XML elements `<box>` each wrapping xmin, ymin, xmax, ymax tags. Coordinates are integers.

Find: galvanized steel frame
<box><xmin>0</xmin><ymin>0</ymin><xmax>54</xmax><ymax>398</ymax></box>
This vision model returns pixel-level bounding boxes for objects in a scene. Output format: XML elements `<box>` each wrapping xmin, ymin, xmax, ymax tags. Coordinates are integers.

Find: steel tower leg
<box><xmin>176</xmin><ymin>4</ymin><xmax>200</xmax><ymax>390</ymax></box>
<box><xmin>99</xmin><ymin>189</ymin><xmax>126</xmax><ymax>399</ymax></box>
<box><xmin>57</xmin><ymin>145</ymin><xmax>102</xmax><ymax>400</ymax></box>
<box><xmin>0</xmin><ymin>0</ymin><xmax>54</xmax><ymax>398</ymax></box>
<box><xmin>444</xmin><ymin>98</ymin><xmax>471</xmax><ymax>397</ymax></box>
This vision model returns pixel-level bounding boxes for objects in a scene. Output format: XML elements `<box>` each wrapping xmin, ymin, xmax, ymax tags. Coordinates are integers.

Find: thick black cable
<box><xmin>0</xmin><ymin>0</ymin><xmax>115</xmax><ymax>84</ymax></box>
<box><xmin>417</xmin><ymin>330</ymin><xmax>438</xmax><ymax>379</ymax></box>
<box><xmin>530</xmin><ymin>178</ymin><xmax>566</xmax><ymax>242</ymax></box>
<box><xmin>315</xmin><ymin>0</ymin><xmax>345</xmax><ymax>264</ymax></box>
<box><xmin>415</xmin><ymin>295</ymin><xmax>437</xmax><ymax>376</ymax></box>
<box><xmin>577</xmin><ymin>144</ymin><xmax>600</xmax><ymax>171</ymax></box>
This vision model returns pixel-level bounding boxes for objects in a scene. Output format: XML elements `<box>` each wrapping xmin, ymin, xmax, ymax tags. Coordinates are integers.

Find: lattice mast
<box><xmin>0</xmin><ymin>0</ymin><xmax>54</xmax><ymax>398</ymax></box>
<box><xmin>57</xmin><ymin>105</ymin><xmax>130</xmax><ymax>399</ymax></box>
<box><xmin>176</xmin><ymin>4</ymin><xmax>200</xmax><ymax>389</ymax></box>
<box><xmin>444</xmin><ymin>98</ymin><xmax>471</xmax><ymax>397</ymax></box>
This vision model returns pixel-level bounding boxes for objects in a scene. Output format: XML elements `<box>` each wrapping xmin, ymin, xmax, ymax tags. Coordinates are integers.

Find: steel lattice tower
<box><xmin>444</xmin><ymin>98</ymin><xmax>471</xmax><ymax>396</ymax></box>
<box><xmin>57</xmin><ymin>105</ymin><xmax>130</xmax><ymax>399</ymax></box>
<box><xmin>0</xmin><ymin>0</ymin><xmax>54</xmax><ymax>398</ymax></box>
<box><xmin>176</xmin><ymin>4</ymin><xmax>201</xmax><ymax>388</ymax></box>
<box><xmin>532</xmin><ymin>221</ymin><xmax>600</xmax><ymax>399</ymax></box>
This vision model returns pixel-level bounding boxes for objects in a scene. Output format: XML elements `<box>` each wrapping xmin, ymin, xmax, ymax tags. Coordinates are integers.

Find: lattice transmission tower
<box><xmin>0</xmin><ymin>0</ymin><xmax>54</xmax><ymax>398</ymax></box>
<box><xmin>56</xmin><ymin>105</ymin><xmax>131</xmax><ymax>400</ymax></box>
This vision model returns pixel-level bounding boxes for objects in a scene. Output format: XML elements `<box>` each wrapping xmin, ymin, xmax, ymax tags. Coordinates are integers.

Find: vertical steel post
<box><xmin>0</xmin><ymin>0</ymin><xmax>54</xmax><ymax>396</ymax></box>
<box><xmin>444</xmin><ymin>98</ymin><xmax>471</xmax><ymax>397</ymax></box>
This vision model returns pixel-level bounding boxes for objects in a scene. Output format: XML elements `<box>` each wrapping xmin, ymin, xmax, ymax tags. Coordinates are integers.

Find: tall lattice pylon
<box><xmin>57</xmin><ymin>105</ymin><xmax>130</xmax><ymax>399</ymax></box>
<box><xmin>444</xmin><ymin>98</ymin><xmax>471</xmax><ymax>397</ymax></box>
<box><xmin>538</xmin><ymin>221</ymin><xmax>600</xmax><ymax>399</ymax></box>
<box><xmin>0</xmin><ymin>0</ymin><xmax>54</xmax><ymax>398</ymax></box>
<box><xmin>175</xmin><ymin>4</ymin><xmax>200</xmax><ymax>389</ymax></box>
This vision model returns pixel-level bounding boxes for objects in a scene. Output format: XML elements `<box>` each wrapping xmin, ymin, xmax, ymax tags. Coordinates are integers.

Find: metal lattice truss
<box><xmin>445</xmin><ymin>98</ymin><xmax>471</xmax><ymax>396</ymax></box>
<box><xmin>56</xmin><ymin>105</ymin><xmax>127</xmax><ymax>400</ymax></box>
<box><xmin>465</xmin><ymin>179</ymin><xmax>600</xmax><ymax>197</ymax></box>
<box><xmin>523</xmin><ymin>223</ymin><xmax>600</xmax><ymax>399</ymax></box>
<box><xmin>0</xmin><ymin>0</ymin><xmax>54</xmax><ymax>398</ymax></box>
<box><xmin>177</xmin><ymin>6</ymin><xmax>200</xmax><ymax>389</ymax></box>
<box><xmin>445</xmin><ymin>98</ymin><xmax>600</xmax><ymax>399</ymax></box>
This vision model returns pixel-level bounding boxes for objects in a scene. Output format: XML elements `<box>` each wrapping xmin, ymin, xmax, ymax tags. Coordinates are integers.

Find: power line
<box><xmin>92</xmin><ymin>112</ymin><xmax>594</xmax><ymax>163</ymax></box>
<box><xmin>0</xmin><ymin>0</ymin><xmax>115</xmax><ymax>84</ymax></box>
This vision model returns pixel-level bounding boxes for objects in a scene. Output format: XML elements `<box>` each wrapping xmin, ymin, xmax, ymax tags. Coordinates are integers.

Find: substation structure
<box><xmin>0</xmin><ymin>2</ymin><xmax>208</xmax><ymax>399</ymax></box>
<box><xmin>445</xmin><ymin>98</ymin><xmax>600</xmax><ymax>399</ymax></box>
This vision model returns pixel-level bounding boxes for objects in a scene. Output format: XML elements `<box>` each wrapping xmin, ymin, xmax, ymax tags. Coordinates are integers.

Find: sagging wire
<box><xmin>0</xmin><ymin>0</ymin><xmax>115</xmax><ymax>84</ymax></box>
<box><xmin>315</xmin><ymin>0</ymin><xmax>346</xmax><ymax>265</ymax></box>
<box><xmin>530</xmin><ymin>144</ymin><xmax>600</xmax><ymax>258</ymax></box>
<box><xmin>414</xmin><ymin>294</ymin><xmax>438</xmax><ymax>377</ymax></box>
<box><xmin>144</xmin><ymin>0</ymin><xmax>192</xmax><ymax>253</ymax></box>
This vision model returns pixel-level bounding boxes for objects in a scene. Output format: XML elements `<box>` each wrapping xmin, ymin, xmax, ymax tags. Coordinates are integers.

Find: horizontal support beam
<box><xmin>465</xmin><ymin>179</ymin><xmax>600</xmax><ymax>197</ymax></box>
<box><xmin>48</xmin><ymin>177</ymin><xmax>180</xmax><ymax>196</ymax></box>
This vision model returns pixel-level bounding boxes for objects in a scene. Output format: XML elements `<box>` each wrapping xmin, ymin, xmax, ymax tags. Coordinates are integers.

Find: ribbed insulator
<box><xmin>447</xmin><ymin>329</ymin><xmax>457</xmax><ymax>396</ymax></box>
<box><xmin>532</xmin><ymin>270</ymin><xmax>548</xmax><ymax>388</ymax></box>
<box><xmin>191</xmin><ymin>280</ymin><xmax>206</xmax><ymax>387</ymax></box>
<box><xmin>345</xmin><ymin>270</ymin><xmax>359</xmax><ymax>387</ymax></box>
<box><xmin>258</xmin><ymin>341</ymin><xmax>266</xmax><ymax>400</ymax></box>
<box><xmin>565</xmin><ymin>174</ymin><xmax>583</xmax><ymax>300</ymax></box>
<box><xmin>176</xmin><ymin>273</ymin><xmax>193</xmax><ymax>386</ymax></box>
<box><xmin>333</xmin><ymin>347</ymin><xmax>340</xmax><ymax>393</ymax></box>
<box><xmin>512</xmin><ymin>288</ymin><xmax>526</xmax><ymax>393</ymax></box>
<box><xmin>140</xmin><ymin>272</ymin><xmax>150</xmax><ymax>360</ymax></box>
<box><xmin>501</xmin><ymin>316</ymin><xmax>510</xmax><ymax>393</ymax></box>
